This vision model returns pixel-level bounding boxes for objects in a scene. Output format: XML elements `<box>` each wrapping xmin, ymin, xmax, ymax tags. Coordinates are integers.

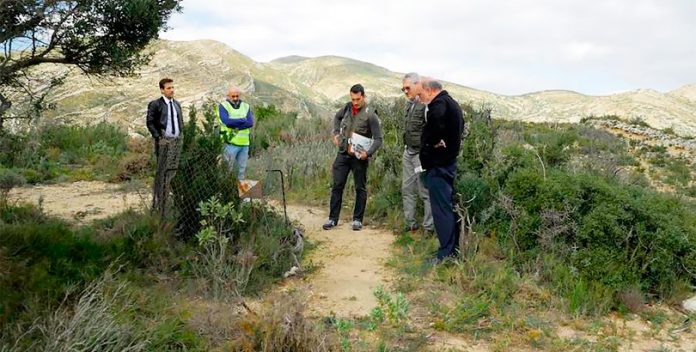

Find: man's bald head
<box><xmin>227</xmin><ymin>86</ymin><xmax>242</xmax><ymax>102</ymax></box>
<box><xmin>418</xmin><ymin>77</ymin><xmax>443</xmax><ymax>103</ymax></box>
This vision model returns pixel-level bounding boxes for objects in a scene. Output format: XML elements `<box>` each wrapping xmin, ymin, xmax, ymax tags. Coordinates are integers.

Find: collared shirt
<box><xmin>162</xmin><ymin>96</ymin><xmax>180</xmax><ymax>138</ymax></box>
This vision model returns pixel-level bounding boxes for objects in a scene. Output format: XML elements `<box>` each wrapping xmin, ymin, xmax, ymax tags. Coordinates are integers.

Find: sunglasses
<box><xmin>230</xmin><ymin>95</ymin><xmax>240</xmax><ymax>98</ymax></box>
<box><xmin>401</xmin><ymin>86</ymin><xmax>410</xmax><ymax>93</ymax></box>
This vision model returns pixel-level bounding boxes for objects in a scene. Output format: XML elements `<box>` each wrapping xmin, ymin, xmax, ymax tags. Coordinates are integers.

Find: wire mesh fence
<box><xmin>154</xmin><ymin>141</ymin><xmax>296</xmax><ymax>240</ymax></box>
<box><xmin>149</xmin><ymin>130</ymin><xmax>240</xmax><ymax>240</ymax></box>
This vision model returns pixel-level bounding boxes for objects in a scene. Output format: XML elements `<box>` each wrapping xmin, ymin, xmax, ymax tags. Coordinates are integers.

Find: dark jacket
<box><xmin>403</xmin><ymin>100</ymin><xmax>426</xmax><ymax>149</ymax></box>
<box><xmin>332</xmin><ymin>102</ymin><xmax>383</xmax><ymax>157</ymax></box>
<box><xmin>419</xmin><ymin>90</ymin><xmax>463</xmax><ymax>169</ymax></box>
<box><xmin>146</xmin><ymin>97</ymin><xmax>184</xmax><ymax>139</ymax></box>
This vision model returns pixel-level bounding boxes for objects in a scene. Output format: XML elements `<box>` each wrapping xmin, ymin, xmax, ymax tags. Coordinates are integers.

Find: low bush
<box><xmin>225</xmin><ymin>291</ymin><xmax>340</xmax><ymax>352</ymax></box>
<box><xmin>0</xmin><ymin>121</ymin><xmax>145</xmax><ymax>183</ymax></box>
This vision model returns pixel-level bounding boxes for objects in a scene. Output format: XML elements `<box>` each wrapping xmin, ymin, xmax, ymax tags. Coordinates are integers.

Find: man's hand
<box><xmin>332</xmin><ymin>134</ymin><xmax>340</xmax><ymax>146</ymax></box>
<box><xmin>357</xmin><ymin>151</ymin><xmax>369</xmax><ymax>160</ymax></box>
<box><xmin>434</xmin><ymin>139</ymin><xmax>447</xmax><ymax>148</ymax></box>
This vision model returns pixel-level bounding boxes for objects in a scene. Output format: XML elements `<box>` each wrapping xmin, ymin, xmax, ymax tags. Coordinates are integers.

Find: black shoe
<box><xmin>322</xmin><ymin>219</ymin><xmax>337</xmax><ymax>230</ymax></box>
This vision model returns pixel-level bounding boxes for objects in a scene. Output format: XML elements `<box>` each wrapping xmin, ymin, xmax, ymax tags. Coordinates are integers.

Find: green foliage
<box><xmin>0</xmin><ymin>204</ymin><xmax>185</xmax><ymax>326</ymax></box>
<box><xmin>497</xmin><ymin>165</ymin><xmax>696</xmax><ymax>297</ymax></box>
<box><xmin>0</xmin><ymin>122</ymin><xmax>138</xmax><ymax>183</ymax></box>
<box><xmin>3</xmin><ymin>272</ymin><xmax>205</xmax><ymax>352</ymax></box>
<box><xmin>0</xmin><ymin>213</ymin><xmax>109</xmax><ymax>325</ymax></box>
<box><xmin>579</xmin><ymin>114</ymin><xmax>623</xmax><ymax>124</ymax></box>
<box><xmin>662</xmin><ymin>158</ymin><xmax>692</xmax><ymax>187</ymax></box>
<box><xmin>0</xmin><ymin>167</ymin><xmax>25</xmax><ymax>204</ymax></box>
<box><xmin>227</xmin><ymin>292</ymin><xmax>340</xmax><ymax>351</ymax></box>
<box><xmin>628</xmin><ymin>117</ymin><xmax>651</xmax><ymax>128</ymax></box>
<box><xmin>372</xmin><ymin>286</ymin><xmax>410</xmax><ymax>327</ymax></box>
<box><xmin>170</xmin><ymin>103</ymin><xmax>239</xmax><ymax>239</ymax></box>
<box><xmin>193</xmin><ymin>196</ymin><xmax>249</xmax><ymax>299</ymax></box>
<box><xmin>250</xmin><ymin>104</ymin><xmax>298</xmax><ymax>153</ymax></box>
<box><xmin>1</xmin><ymin>0</ymin><xmax>182</xmax><ymax>126</ymax></box>
<box><xmin>248</xmin><ymin>96</ymin><xmax>696</xmax><ymax>317</ymax></box>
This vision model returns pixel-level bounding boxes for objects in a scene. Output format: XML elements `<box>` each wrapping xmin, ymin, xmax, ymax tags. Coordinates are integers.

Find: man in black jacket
<box><xmin>146</xmin><ymin>78</ymin><xmax>184</xmax><ymax>216</ymax></box>
<box><xmin>418</xmin><ymin>78</ymin><xmax>464</xmax><ymax>262</ymax></box>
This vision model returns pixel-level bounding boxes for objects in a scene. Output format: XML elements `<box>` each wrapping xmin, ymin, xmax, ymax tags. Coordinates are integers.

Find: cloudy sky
<box><xmin>161</xmin><ymin>0</ymin><xmax>695</xmax><ymax>96</ymax></box>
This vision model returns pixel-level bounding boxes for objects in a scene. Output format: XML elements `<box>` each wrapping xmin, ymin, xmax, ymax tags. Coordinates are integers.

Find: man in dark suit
<box><xmin>418</xmin><ymin>78</ymin><xmax>464</xmax><ymax>263</ymax></box>
<box><xmin>146</xmin><ymin>78</ymin><xmax>184</xmax><ymax>216</ymax></box>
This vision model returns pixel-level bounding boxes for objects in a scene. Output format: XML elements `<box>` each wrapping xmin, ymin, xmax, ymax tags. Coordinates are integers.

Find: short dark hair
<box><xmin>350</xmin><ymin>84</ymin><xmax>365</xmax><ymax>96</ymax></box>
<box><xmin>159</xmin><ymin>78</ymin><xmax>173</xmax><ymax>89</ymax></box>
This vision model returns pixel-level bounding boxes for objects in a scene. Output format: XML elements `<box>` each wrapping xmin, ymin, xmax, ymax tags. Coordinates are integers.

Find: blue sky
<box><xmin>161</xmin><ymin>0</ymin><xmax>696</xmax><ymax>96</ymax></box>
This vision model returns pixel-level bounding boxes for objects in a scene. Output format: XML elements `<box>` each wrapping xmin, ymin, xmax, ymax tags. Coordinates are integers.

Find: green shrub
<box><xmin>0</xmin><ymin>215</ymin><xmax>109</xmax><ymax>325</ymax></box>
<box><xmin>0</xmin><ymin>168</ymin><xmax>26</xmax><ymax>205</ymax></box>
<box><xmin>250</xmin><ymin>104</ymin><xmax>298</xmax><ymax>154</ymax></box>
<box><xmin>0</xmin><ymin>204</ymin><xmax>185</xmax><ymax>325</ymax></box>
<box><xmin>226</xmin><ymin>292</ymin><xmax>340</xmax><ymax>351</ymax></box>
<box><xmin>192</xmin><ymin>196</ymin><xmax>249</xmax><ymax>299</ymax></box>
<box><xmin>663</xmin><ymin>158</ymin><xmax>692</xmax><ymax>186</ymax></box>
<box><xmin>495</xmin><ymin>166</ymin><xmax>696</xmax><ymax>303</ymax></box>
<box><xmin>0</xmin><ymin>122</ymin><xmax>131</xmax><ymax>183</ymax></box>
<box><xmin>170</xmin><ymin>103</ymin><xmax>239</xmax><ymax>239</ymax></box>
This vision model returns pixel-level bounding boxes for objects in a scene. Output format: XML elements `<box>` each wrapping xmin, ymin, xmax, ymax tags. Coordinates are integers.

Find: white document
<box><xmin>350</xmin><ymin>132</ymin><xmax>373</xmax><ymax>155</ymax></box>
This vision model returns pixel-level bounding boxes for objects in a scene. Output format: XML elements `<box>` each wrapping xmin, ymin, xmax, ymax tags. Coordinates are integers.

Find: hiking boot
<box><xmin>403</xmin><ymin>223</ymin><xmax>419</xmax><ymax>232</ymax></box>
<box><xmin>351</xmin><ymin>220</ymin><xmax>363</xmax><ymax>231</ymax></box>
<box><xmin>322</xmin><ymin>219</ymin><xmax>337</xmax><ymax>230</ymax></box>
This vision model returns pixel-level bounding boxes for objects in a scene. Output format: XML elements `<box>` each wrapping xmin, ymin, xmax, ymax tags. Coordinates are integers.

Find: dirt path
<box><xmin>9</xmin><ymin>182</ymin><xmax>396</xmax><ymax>318</ymax></box>
<box><xmin>284</xmin><ymin>204</ymin><xmax>395</xmax><ymax>318</ymax></box>
<box><xmin>9</xmin><ymin>181</ymin><xmax>146</xmax><ymax>223</ymax></box>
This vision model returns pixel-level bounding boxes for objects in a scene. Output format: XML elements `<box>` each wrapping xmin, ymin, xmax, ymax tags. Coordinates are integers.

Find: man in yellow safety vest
<box><xmin>217</xmin><ymin>86</ymin><xmax>254</xmax><ymax>180</ymax></box>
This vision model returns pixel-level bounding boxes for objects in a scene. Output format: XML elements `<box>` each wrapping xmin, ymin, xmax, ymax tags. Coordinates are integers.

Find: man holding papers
<box><xmin>323</xmin><ymin>84</ymin><xmax>383</xmax><ymax>231</ymax></box>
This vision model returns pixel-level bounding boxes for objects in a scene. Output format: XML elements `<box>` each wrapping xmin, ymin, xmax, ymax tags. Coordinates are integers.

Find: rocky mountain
<box><xmin>37</xmin><ymin>39</ymin><xmax>696</xmax><ymax>136</ymax></box>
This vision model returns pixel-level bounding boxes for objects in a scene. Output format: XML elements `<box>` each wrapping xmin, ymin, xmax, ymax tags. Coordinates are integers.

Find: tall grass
<box><xmin>0</xmin><ymin>121</ymin><xmax>148</xmax><ymax>183</ymax></box>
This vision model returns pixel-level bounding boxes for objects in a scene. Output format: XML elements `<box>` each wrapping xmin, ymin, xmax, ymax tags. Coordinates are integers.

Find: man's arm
<box><xmin>366</xmin><ymin>113</ymin><xmax>383</xmax><ymax>157</ymax></box>
<box><xmin>219</xmin><ymin>104</ymin><xmax>253</xmax><ymax>129</ymax></box>
<box><xmin>146</xmin><ymin>100</ymin><xmax>160</xmax><ymax>139</ymax></box>
<box><xmin>331</xmin><ymin>105</ymin><xmax>345</xmax><ymax>146</ymax></box>
<box><xmin>237</xmin><ymin>109</ymin><xmax>254</xmax><ymax>129</ymax></box>
<box><xmin>424</xmin><ymin>99</ymin><xmax>446</xmax><ymax>146</ymax></box>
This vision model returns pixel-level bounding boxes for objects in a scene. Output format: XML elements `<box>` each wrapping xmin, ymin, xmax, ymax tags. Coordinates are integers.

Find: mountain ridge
<box><xmin>34</xmin><ymin>39</ymin><xmax>696</xmax><ymax>136</ymax></box>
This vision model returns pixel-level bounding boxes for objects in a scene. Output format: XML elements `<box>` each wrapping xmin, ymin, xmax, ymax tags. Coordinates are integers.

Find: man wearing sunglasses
<box><xmin>400</xmin><ymin>73</ymin><xmax>433</xmax><ymax>234</ymax></box>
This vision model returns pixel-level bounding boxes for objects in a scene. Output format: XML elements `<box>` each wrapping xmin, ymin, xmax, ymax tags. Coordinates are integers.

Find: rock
<box><xmin>682</xmin><ymin>295</ymin><xmax>696</xmax><ymax>313</ymax></box>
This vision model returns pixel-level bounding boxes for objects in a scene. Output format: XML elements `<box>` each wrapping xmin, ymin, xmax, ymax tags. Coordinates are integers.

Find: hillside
<box><xmin>35</xmin><ymin>39</ymin><xmax>696</xmax><ymax>136</ymax></box>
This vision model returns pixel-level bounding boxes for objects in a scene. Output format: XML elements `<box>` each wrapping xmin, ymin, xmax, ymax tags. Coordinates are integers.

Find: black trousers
<box><xmin>424</xmin><ymin>162</ymin><xmax>460</xmax><ymax>259</ymax></box>
<box><xmin>329</xmin><ymin>152</ymin><xmax>369</xmax><ymax>222</ymax></box>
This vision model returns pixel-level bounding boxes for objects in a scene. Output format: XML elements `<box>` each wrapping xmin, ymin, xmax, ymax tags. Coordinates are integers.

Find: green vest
<box><xmin>218</xmin><ymin>101</ymin><xmax>251</xmax><ymax>146</ymax></box>
<box><xmin>337</xmin><ymin>104</ymin><xmax>377</xmax><ymax>153</ymax></box>
<box><xmin>403</xmin><ymin>101</ymin><xmax>426</xmax><ymax>149</ymax></box>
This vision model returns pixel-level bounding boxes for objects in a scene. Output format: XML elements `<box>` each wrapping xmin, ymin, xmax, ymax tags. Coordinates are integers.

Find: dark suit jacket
<box><xmin>419</xmin><ymin>90</ymin><xmax>463</xmax><ymax>170</ymax></box>
<box><xmin>146</xmin><ymin>97</ymin><xmax>183</xmax><ymax>139</ymax></box>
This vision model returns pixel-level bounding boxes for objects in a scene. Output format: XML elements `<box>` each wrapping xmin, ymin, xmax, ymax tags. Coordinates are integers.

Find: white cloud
<box><xmin>161</xmin><ymin>0</ymin><xmax>696</xmax><ymax>95</ymax></box>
